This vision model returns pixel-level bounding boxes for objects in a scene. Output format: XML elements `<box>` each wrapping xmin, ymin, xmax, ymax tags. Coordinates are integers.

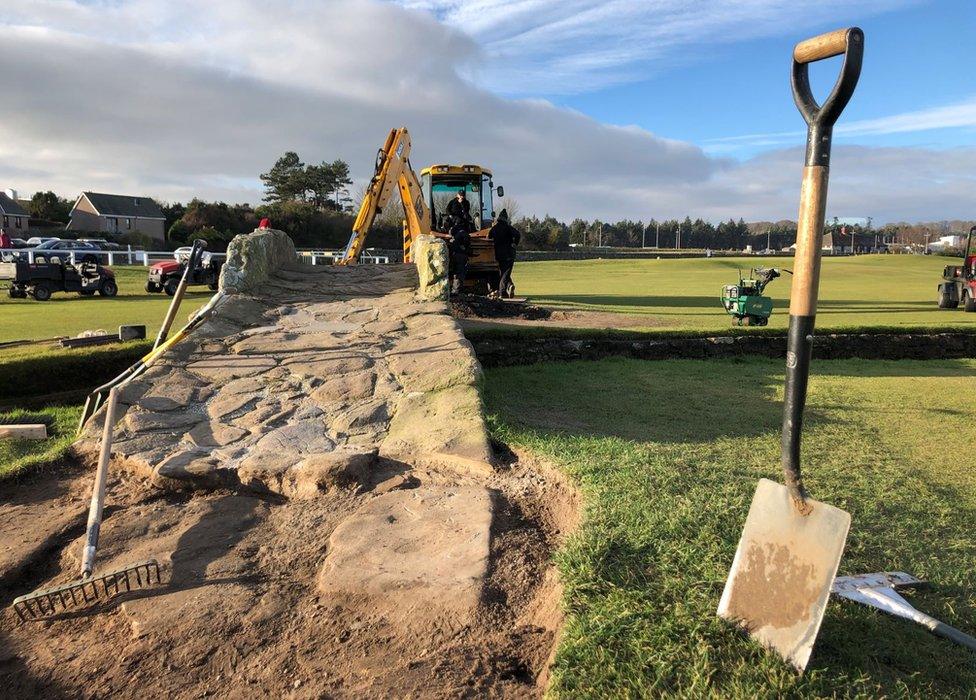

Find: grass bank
<box><xmin>510</xmin><ymin>254</ymin><xmax>974</xmax><ymax>332</ymax></box>
<box><xmin>484</xmin><ymin>357</ymin><xmax>976</xmax><ymax>696</ymax></box>
<box><xmin>0</xmin><ymin>405</ymin><xmax>83</xmax><ymax>480</ymax></box>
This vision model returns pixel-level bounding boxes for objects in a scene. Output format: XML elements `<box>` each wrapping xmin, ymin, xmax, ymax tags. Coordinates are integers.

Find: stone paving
<box><xmin>77</xmin><ymin>243</ymin><xmax>492</xmax><ymax>496</ymax></box>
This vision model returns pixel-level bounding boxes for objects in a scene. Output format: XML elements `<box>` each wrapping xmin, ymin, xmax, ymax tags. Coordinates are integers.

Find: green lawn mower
<box><xmin>720</xmin><ymin>267</ymin><xmax>791</xmax><ymax>326</ymax></box>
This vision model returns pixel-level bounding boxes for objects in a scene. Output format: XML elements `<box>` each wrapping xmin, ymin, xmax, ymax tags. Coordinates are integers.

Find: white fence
<box><xmin>0</xmin><ymin>247</ymin><xmax>390</xmax><ymax>266</ymax></box>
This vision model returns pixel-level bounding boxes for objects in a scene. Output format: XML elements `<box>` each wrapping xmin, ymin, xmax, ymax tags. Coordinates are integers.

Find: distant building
<box><xmin>0</xmin><ymin>189</ymin><xmax>30</xmax><ymax>233</ymax></box>
<box><xmin>68</xmin><ymin>192</ymin><xmax>166</xmax><ymax>241</ymax></box>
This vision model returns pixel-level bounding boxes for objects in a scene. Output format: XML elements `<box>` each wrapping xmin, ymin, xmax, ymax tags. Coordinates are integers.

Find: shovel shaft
<box><xmin>781</xmin><ymin>166</ymin><xmax>829</xmax><ymax>505</ymax></box>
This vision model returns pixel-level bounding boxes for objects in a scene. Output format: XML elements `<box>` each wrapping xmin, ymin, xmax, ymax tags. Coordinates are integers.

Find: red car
<box><xmin>146</xmin><ymin>253</ymin><xmax>222</xmax><ymax>296</ymax></box>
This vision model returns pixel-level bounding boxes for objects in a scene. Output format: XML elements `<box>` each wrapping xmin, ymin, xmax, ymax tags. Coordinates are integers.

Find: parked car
<box><xmin>26</xmin><ymin>236</ymin><xmax>60</xmax><ymax>246</ymax></box>
<box><xmin>147</xmin><ymin>252</ymin><xmax>222</xmax><ymax>295</ymax></box>
<box><xmin>79</xmin><ymin>238</ymin><xmax>125</xmax><ymax>251</ymax></box>
<box><xmin>31</xmin><ymin>239</ymin><xmax>101</xmax><ymax>264</ymax></box>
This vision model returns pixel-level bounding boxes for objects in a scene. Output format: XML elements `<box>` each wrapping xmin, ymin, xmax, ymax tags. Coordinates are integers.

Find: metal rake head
<box><xmin>12</xmin><ymin>559</ymin><xmax>161</xmax><ymax>622</ymax></box>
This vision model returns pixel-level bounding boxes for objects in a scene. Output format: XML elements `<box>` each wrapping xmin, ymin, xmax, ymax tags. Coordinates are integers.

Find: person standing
<box><xmin>446</xmin><ymin>216</ymin><xmax>473</xmax><ymax>294</ymax></box>
<box><xmin>446</xmin><ymin>190</ymin><xmax>473</xmax><ymax>232</ymax></box>
<box><xmin>488</xmin><ymin>209</ymin><xmax>520</xmax><ymax>298</ymax></box>
<box><xmin>0</xmin><ymin>228</ymin><xmax>11</xmax><ymax>250</ymax></box>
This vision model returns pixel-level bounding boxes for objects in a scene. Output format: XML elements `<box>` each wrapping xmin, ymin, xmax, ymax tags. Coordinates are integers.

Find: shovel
<box><xmin>717</xmin><ymin>27</ymin><xmax>864</xmax><ymax>671</ymax></box>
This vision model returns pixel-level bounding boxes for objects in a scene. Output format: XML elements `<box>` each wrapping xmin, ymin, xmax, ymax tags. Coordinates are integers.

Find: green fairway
<box><xmin>0</xmin><ymin>267</ymin><xmax>211</xmax><ymax>344</ymax></box>
<box><xmin>484</xmin><ymin>357</ymin><xmax>976</xmax><ymax>696</ymax></box>
<box><xmin>511</xmin><ymin>254</ymin><xmax>975</xmax><ymax>332</ymax></box>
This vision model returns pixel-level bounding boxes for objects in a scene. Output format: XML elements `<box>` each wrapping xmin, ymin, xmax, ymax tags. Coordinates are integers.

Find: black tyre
<box><xmin>8</xmin><ymin>287</ymin><xmax>27</xmax><ymax>299</ymax></box>
<box><xmin>965</xmin><ymin>292</ymin><xmax>976</xmax><ymax>313</ymax></box>
<box><xmin>938</xmin><ymin>291</ymin><xmax>957</xmax><ymax>309</ymax></box>
<box><xmin>208</xmin><ymin>281</ymin><xmax>219</xmax><ymax>291</ymax></box>
<box><xmin>31</xmin><ymin>283</ymin><xmax>52</xmax><ymax>301</ymax></box>
<box><xmin>82</xmin><ymin>254</ymin><xmax>98</xmax><ymax>264</ymax></box>
<box><xmin>146</xmin><ymin>281</ymin><xmax>161</xmax><ymax>293</ymax></box>
<box><xmin>164</xmin><ymin>278</ymin><xmax>180</xmax><ymax>296</ymax></box>
<box><xmin>99</xmin><ymin>279</ymin><xmax>119</xmax><ymax>297</ymax></box>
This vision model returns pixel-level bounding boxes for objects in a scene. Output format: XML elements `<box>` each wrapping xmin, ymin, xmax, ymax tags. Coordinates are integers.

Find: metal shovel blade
<box><xmin>718</xmin><ymin>478</ymin><xmax>851</xmax><ymax>671</ymax></box>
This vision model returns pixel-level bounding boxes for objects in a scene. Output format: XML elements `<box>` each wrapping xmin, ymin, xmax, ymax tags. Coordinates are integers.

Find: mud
<box><xmin>0</xmin><ymin>448</ymin><xmax>578</xmax><ymax>698</ymax></box>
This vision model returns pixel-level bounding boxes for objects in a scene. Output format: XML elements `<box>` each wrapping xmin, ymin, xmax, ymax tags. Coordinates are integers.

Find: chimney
<box><xmin>4</xmin><ymin>188</ymin><xmax>17</xmax><ymax>201</ymax></box>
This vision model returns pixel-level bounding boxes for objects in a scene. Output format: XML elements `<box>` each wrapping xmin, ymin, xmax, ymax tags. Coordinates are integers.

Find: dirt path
<box><xmin>0</xmin><ymin>449</ymin><xmax>577</xmax><ymax>698</ymax></box>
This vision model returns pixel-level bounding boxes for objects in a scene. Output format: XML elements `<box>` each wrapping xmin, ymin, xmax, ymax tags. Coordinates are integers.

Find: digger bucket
<box><xmin>717</xmin><ymin>27</ymin><xmax>864</xmax><ymax>671</ymax></box>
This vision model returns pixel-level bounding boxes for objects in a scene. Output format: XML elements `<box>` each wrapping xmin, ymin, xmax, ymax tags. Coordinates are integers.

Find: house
<box><xmin>0</xmin><ymin>189</ymin><xmax>30</xmax><ymax>234</ymax></box>
<box><xmin>68</xmin><ymin>192</ymin><xmax>166</xmax><ymax>241</ymax></box>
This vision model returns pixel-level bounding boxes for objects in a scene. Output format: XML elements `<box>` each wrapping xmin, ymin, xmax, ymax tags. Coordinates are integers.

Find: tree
<box><xmin>28</xmin><ymin>191</ymin><xmax>72</xmax><ymax>222</ymax></box>
<box><xmin>328</xmin><ymin>159</ymin><xmax>353</xmax><ymax>211</ymax></box>
<box><xmin>260</xmin><ymin>152</ymin><xmax>306</xmax><ymax>203</ymax></box>
<box><xmin>500</xmin><ymin>197</ymin><xmax>520</xmax><ymax>223</ymax></box>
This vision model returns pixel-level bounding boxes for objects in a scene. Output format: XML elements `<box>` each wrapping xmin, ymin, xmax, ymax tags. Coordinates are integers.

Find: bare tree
<box><xmin>500</xmin><ymin>196</ymin><xmax>521</xmax><ymax>222</ymax></box>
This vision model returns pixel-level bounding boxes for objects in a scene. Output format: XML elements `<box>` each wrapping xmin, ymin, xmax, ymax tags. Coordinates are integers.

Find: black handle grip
<box><xmin>792</xmin><ymin>27</ymin><xmax>863</xmax><ymax>166</ymax></box>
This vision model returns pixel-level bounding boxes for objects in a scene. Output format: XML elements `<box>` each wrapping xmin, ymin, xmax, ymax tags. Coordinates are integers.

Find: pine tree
<box><xmin>260</xmin><ymin>152</ymin><xmax>306</xmax><ymax>203</ymax></box>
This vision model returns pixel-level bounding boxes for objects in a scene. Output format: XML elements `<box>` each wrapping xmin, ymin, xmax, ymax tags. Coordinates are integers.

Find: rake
<box><xmin>14</xmin><ymin>242</ymin><xmax>224</xmax><ymax>621</ymax></box>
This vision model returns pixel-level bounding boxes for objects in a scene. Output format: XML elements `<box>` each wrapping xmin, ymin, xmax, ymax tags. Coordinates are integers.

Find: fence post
<box><xmin>127</xmin><ymin>245</ymin><xmax>133</xmax><ymax>265</ymax></box>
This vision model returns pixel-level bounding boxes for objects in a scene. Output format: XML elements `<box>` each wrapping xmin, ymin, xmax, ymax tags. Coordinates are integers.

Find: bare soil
<box><xmin>0</xmin><ymin>448</ymin><xmax>578</xmax><ymax>699</ymax></box>
<box><xmin>456</xmin><ymin>306</ymin><xmax>673</xmax><ymax>331</ymax></box>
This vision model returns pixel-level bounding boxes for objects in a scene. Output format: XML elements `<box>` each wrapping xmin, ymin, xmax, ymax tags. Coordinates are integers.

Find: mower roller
<box><xmin>718</xmin><ymin>27</ymin><xmax>863</xmax><ymax>671</ymax></box>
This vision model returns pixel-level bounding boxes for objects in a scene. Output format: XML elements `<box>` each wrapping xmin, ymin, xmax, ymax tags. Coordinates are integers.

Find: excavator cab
<box><xmin>421</xmin><ymin>165</ymin><xmax>504</xmax><ymax>293</ymax></box>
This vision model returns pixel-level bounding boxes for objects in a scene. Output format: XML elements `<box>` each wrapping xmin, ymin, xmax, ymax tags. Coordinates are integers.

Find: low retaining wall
<box><xmin>472</xmin><ymin>331</ymin><xmax>976</xmax><ymax>367</ymax></box>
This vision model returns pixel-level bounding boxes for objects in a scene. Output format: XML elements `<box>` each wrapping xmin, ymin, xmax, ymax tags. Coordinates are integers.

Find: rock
<box><xmin>330</xmin><ymin>399</ymin><xmax>390</xmax><ymax>435</ymax></box>
<box><xmin>412</xmin><ymin>235</ymin><xmax>449</xmax><ymax>302</ymax></box>
<box><xmin>373</xmin><ymin>473</ymin><xmax>419</xmax><ymax>494</ymax></box>
<box><xmin>285</xmin><ymin>447</ymin><xmax>378</xmax><ymax>497</ymax></box>
<box><xmin>155</xmin><ymin>450</ymin><xmax>219</xmax><ymax>483</ymax></box>
<box><xmin>318</xmin><ymin>486</ymin><xmax>492</xmax><ymax>627</ymax></box>
<box><xmin>207</xmin><ymin>392</ymin><xmax>259</xmax><ymax>421</ymax></box>
<box><xmin>136</xmin><ymin>369</ymin><xmax>213</xmax><ymax>411</ymax></box>
<box><xmin>185</xmin><ymin>423</ymin><xmax>249</xmax><ymax>448</ymax></box>
<box><xmin>310</xmin><ymin>371</ymin><xmax>377</xmax><ymax>406</ymax></box>
<box><xmin>124</xmin><ymin>408</ymin><xmax>204</xmax><ymax>434</ymax></box>
<box><xmin>187</xmin><ymin>355</ymin><xmax>277</xmax><ymax>381</ymax></box>
<box><xmin>381</xmin><ymin>385</ymin><xmax>493</xmax><ymax>473</ymax></box>
<box><xmin>280</xmin><ymin>353</ymin><xmax>373</xmax><ymax>378</ymax></box>
<box><xmin>252</xmin><ymin>419</ymin><xmax>335</xmax><ymax>455</ymax></box>
<box><xmin>219</xmin><ymin>228</ymin><xmax>297</xmax><ymax>294</ymax></box>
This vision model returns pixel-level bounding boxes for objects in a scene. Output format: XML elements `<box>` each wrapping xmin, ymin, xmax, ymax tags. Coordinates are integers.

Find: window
<box><xmin>430</xmin><ymin>177</ymin><xmax>481</xmax><ymax>231</ymax></box>
<box><xmin>14</xmin><ymin>217</ymin><xmax>22</xmax><ymax>229</ymax></box>
<box><xmin>106</xmin><ymin>217</ymin><xmax>118</xmax><ymax>232</ymax></box>
<box><xmin>2</xmin><ymin>216</ymin><xmax>7</xmax><ymax>227</ymax></box>
<box><xmin>126</xmin><ymin>218</ymin><xmax>132</xmax><ymax>230</ymax></box>
<box><xmin>480</xmin><ymin>174</ymin><xmax>493</xmax><ymax>227</ymax></box>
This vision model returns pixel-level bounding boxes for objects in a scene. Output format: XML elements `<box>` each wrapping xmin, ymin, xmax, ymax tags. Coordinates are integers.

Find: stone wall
<box><xmin>219</xmin><ymin>227</ymin><xmax>297</xmax><ymax>294</ymax></box>
<box><xmin>472</xmin><ymin>331</ymin><xmax>976</xmax><ymax>367</ymax></box>
<box><xmin>412</xmin><ymin>234</ymin><xmax>449</xmax><ymax>301</ymax></box>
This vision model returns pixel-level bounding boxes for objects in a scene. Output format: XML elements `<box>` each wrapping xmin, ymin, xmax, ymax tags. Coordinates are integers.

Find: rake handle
<box><xmin>781</xmin><ymin>29</ymin><xmax>863</xmax><ymax>508</ymax></box>
<box><xmin>81</xmin><ymin>387</ymin><xmax>120</xmax><ymax>578</ymax></box>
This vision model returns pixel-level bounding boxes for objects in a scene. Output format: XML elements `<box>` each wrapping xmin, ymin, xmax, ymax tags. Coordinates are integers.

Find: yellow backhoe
<box><xmin>339</xmin><ymin>128</ymin><xmax>505</xmax><ymax>294</ymax></box>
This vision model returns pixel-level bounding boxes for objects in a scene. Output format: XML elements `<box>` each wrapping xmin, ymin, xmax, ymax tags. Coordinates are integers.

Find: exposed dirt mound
<box><xmin>451</xmin><ymin>295</ymin><xmax>552</xmax><ymax>321</ymax></box>
<box><xmin>0</xmin><ymin>449</ymin><xmax>578</xmax><ymax>698</ymax></box>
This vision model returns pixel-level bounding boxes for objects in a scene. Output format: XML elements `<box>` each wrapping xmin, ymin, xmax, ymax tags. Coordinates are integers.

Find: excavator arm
<box><xmin>339</xmin><ymin>128</ymin><xmax>431</xmax><ymax>265</ymax></box>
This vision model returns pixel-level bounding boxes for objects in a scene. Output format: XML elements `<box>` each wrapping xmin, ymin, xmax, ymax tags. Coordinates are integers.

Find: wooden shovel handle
<box><xmin>793</xmin><ymin>28</ymin><xmax>851</xmax><ymax>64</ymax></box>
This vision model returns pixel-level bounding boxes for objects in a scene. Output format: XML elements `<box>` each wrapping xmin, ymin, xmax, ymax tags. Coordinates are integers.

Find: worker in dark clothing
<box><xmin>446</xmin><ymin>216</ymin><xmax>473</xmax><ymax>294</ymax></box>
<box><xmin>488</xmin><ymin>209</ymin><xmax>520</xmax><ymax>298</ymax></box>
<box><xmin>445</xmin><ymin>190</ymin><xmax>473</xmax><ymax>232</ymax></box>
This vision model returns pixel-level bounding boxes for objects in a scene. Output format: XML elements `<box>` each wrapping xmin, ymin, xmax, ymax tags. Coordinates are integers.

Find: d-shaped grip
<box><xmin>792</xmin><ymin>27</ymin><xmax>863</xmax><ymax>166</ymax></box>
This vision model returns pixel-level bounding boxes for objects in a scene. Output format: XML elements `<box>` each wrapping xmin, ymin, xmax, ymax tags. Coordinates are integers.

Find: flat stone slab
<box><xmin>318</xmin><ymin>486</ymin><xmax>493</xmax><ymax>625</ymax></box>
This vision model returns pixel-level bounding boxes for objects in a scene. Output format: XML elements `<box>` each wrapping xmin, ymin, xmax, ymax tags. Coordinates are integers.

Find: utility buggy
<box><xmin>0</xmin><ymin>260</ymin><xmax>118</xmax><ymax>301</ymax></box>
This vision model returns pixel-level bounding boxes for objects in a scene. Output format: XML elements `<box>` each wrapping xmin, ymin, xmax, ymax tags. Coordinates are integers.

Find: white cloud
<box><xmin>390</xmin><ymin>0</ymin><xmax>919</xmax><ymax>94</ymax></box>
<box><xmin>706</xmin><ymin>95</ymin><xmax>976</xmax><ymax>153</ymax></box>
<box><xmin>0</xmin><ymin>0</ymin><xmax>972</xmax><ymax>225</ymax></box>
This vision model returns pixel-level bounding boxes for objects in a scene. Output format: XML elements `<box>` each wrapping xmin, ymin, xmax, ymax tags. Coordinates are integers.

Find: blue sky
<box><xmin>1</xmin><ymin>0</ymin><xmax>974</xmax><ymax>223</ymax></box>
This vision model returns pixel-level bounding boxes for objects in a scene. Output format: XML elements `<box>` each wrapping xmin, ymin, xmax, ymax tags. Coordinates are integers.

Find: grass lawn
<box><xmin>484</xmin><ymin>357</ymin><xmax>976</xmax><ymax>696</ymax></box>
<box><xmin>0</xmin><ymin>267</ymin><xmax>211</xmax><ymax>344</ymax></box>
<box><xmin>511</xmin><ymin>254</ymin><xmax>975</xmax><ymax>333</ymax></box>
<box><xmin>0</xmin><ymin>405</ymin><xmax>83</xmax><ymax>480</ymax></box>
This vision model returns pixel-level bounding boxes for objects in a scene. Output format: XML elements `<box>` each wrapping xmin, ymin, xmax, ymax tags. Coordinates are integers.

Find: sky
<box><xmin>0</xmin><ymin>0</ymin><xmax>973</xmax><ymax>224</ymax></box>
